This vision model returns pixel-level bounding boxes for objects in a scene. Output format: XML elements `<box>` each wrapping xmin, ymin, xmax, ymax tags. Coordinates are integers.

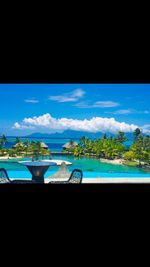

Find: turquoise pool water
<box><xmin>0</xmin><ymin>155</ymin><xmax>150</xmax><ymax>179</ymax></box>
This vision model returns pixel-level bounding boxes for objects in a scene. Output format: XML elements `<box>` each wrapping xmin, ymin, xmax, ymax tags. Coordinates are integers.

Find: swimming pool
<box><xmin>0</xmin><ymin>155</ymin><xmax>150</xmax><ymax>179</ymax></box>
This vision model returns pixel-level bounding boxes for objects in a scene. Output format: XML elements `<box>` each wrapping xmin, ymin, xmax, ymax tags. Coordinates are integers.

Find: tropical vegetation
<box><xmin>64</xmin><ymin>129</ymin><xmax>150</xmax><ymax>169</ymax></box>
<box><xmin>1</xmin><ymin>129</ymin><xmax>150</xmax><ymax>170</ymax></box>
<box><xmin>0</xmin><ymin>136</ymin><xmax>51</xmax><ymax>159</ymax></box>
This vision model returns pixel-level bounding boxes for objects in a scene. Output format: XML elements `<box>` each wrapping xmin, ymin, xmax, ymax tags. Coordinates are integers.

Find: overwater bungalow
<box><xmin>12</xmin><ymin>142</ymin><xmax>26</xmax><ymax>148</ymax></box>
<box><xmin>62</xmin><ymin>141</ymin><xmax>78</xmax><ymax>150</ymax></box>
<box><xmin>40</xmin><ymin>142</ymin><xmax>49</xmax><ymax>149</ymax></box>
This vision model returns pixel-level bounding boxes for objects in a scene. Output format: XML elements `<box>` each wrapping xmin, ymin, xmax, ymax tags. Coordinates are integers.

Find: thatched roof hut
<box><xmin>40</xmin><ymin>142</ymin><xmax>49</xmax><ymax>149</ymax></box>
<box><xmin>12</xmin><ymin>142</ymin><xmax>25</xmax><ymax>148</ymax></box>
<box><xmin>62</xmin><ymin>141</ymin><xmax>78</xmax><ymax>150</ymax></box>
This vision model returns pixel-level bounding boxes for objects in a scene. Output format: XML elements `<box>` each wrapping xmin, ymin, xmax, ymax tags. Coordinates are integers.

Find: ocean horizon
<box><xmin>4</xmin><ymin>137</ymin><xmax>80</xmax><ymax>151</ymax></box>
<box><xmin>4</xmin><ymin>136</ymin><xmax>132</xmax><ymax>151</ymax></box>
<box><xmin>1</xmin><ymin>154</ymin><xmax>150</xmax><ymax>178</ymax></box>
<box><xmin>1</xmin><ymin>136</ymin><xmax>148</xmax><ymax>178</ymax></box>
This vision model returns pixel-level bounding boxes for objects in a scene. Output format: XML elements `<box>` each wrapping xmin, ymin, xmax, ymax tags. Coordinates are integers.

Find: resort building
<box><xmin>12</xmin><ymin>142</ymin><xmax>26</xmax><ymax>148</ymax></box>
<box><xmin>62</xmin><ymin>141</ymin><xmax>78</xmax><ymax>150</ymax></box>
<box><xmin>40</xmin><ymin>142</ymin><xmax>49</xmax><ymax>149</ymax></box>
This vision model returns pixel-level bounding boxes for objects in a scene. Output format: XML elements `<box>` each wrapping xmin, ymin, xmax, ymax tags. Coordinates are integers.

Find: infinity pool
<box><xmin>0</xmin><ymin>155</ymin><xmax>150</xmax><ymax>179</ymax></box>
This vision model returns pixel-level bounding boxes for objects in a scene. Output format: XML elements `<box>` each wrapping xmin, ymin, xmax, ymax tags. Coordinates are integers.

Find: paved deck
<box><xmin>10</xmin><ymin>177</ymin><xmax>150</xmax><ymax>183</ymax></box>
<box><xmin>45</xmin><ymin>177</ymin><xmax>150</xmax><ymax>183</ymax></box>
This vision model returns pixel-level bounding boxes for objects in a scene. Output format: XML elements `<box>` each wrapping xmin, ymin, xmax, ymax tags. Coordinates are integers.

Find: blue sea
<box><xmin>1</xmin><ymin>137</ymin><xmax>150</xmax><ymax>179</ymax></box>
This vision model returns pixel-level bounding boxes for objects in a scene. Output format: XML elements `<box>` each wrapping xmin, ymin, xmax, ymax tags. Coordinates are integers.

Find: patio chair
<box><xmin>49</xmin><ymin>169</ymin><xmax>83</xmax><ymax>184</ymax></box>
<box><xmin>0</xmin><ymin>168</ymin><xmax>36</xmax><ymax>184</ymax></box>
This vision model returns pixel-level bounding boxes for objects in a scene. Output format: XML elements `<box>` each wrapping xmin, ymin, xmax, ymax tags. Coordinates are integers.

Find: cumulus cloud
<box><xmin>24</xmin><ymin>99</ymin><xmax>39</xmax><ymax>103</ymax></box>
<box><xmin>12</xmin><ymin>122</ymin><xmax>35</xmax><ymax>130</ymax></box>
<box><xmin>11</xmin><ymin>113</ymin><xmax>150</xmax><ymax>134</ymax></box>
<box><xmin>142</xmin><ymin>124</ymin><xmax>150</xmax><ymax>130</ymax></box>
<box><xmin>75</xmin><ymin>101</ymin><xmax>120</xmax><ymax>108</ymax></box>
<box><xmin>48</xmin><ymin>89</ymin><xmax>85</xmax><ymax>103</ymax></box>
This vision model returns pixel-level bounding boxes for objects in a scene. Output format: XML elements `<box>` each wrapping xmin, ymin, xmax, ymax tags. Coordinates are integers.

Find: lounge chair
<box><xmin>49</xmin><ymin>169</ymin><xmax>83</xmax><ymax>184</ymax></box>
<box><xmin>0</xmin><ymin>168</ymin><xmax>36</xmax><ymax>184</ymax></box>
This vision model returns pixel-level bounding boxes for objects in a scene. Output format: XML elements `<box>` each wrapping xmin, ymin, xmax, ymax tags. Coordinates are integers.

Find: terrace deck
<box><xmin>10</xmin><ymin>177</ymin><xmax>150</xmax><ymax>183</ymax></box>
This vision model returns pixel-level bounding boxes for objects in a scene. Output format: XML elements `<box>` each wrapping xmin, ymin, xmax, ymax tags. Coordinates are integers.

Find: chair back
<box><xmin>68</xmin><ymin>169</ymin><xmax>83</xmax><ymax>183</ymax></box>
<box><xmin>0</xmin><ymin>168</ymin><xmax>11</xmax><ymax>183</ymax></box>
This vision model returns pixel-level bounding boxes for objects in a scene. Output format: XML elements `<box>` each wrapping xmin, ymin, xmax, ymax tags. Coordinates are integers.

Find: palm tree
<box><xmin>24</xmin><ymin>139</ymin><xmax>30</xmax><ymax>156</ymax></box>
<box><xmin>102</xmin><ymin>133</ymin><xmax>107</xmax><ymax>139</ymax></box>
<box><xmin>133</xmin><ymin>128</ymin><xmax>141</xmax><ymax>142</ymax></box>
<box><xmin>2</xmin><ymin>134</ymin><xmax>7</xmax><ymax>146</ymax></box>
<box><xmin>123</xmin><ymin>150</ymin><xmax>135</xmax><ymax>161</ymax></box>
<box><xmin>15</xmin><ymin>143</ymin><xmax>25</xmax><ymax>156</ymax></box>
<box><xmin>100</xmin><ymin>139</ymin><xmax>125</xmax><ymax>159</ymax></box>
<box><xmin>79</xmin><ymin>136</ymin><xmax>89</xmax><ymax>148</ymax></box>
<box><xmin>130</xmin><ymin>134</ymin><xmax>150</xmax><ymax>166</ymax></box>
<box><xmin>72</xmin><ymin>132</ymin><xmax>150</xmax><ymax>167</ymax></box>
<box><xmin>32</xmin><ymin>141</ymin><xmax>40</xmax><ymax>160</ymax></box>
<box><xmin>73</xmin><ymin>146</ymin><xmax>83</xmax><ymax>157</ymax></box>
<box><xmin>8</xmin><ymin>148</ymin><xmax>17</xmax><ymax>157</ymax></box>
<box><xmin>0</xmin><ymin>139</ymin><xmax>3</xmax><ymax>149</ymax></box>
<box><xmin>115</xmin><ymin>131</ymin><xmax>127</xmax><ymax>143</ymax></box>
<box><xmin>15</xmin><ymin>137</ymin><xmax>21</xmax><ymax>144</ymax></box>
<box><xmin>69</xmin><ymin>139</ymin><xmax>74</xmax><ymax>146</ymax></box>
<box><xmin>92</xmin><ymin>139</ymin><xmax>103</xmax><ymax>157</ymax></box>
<box><xmin>0</xmin><ymin>134</ymin><xmax>7</xmax><ymax>148</ymax></box>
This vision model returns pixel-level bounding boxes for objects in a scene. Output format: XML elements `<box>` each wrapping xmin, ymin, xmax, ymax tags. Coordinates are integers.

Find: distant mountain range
<box><xmin>25</xmin><ymin>130</ymin><xmax>134</xmax><ymax>140</ymax></box>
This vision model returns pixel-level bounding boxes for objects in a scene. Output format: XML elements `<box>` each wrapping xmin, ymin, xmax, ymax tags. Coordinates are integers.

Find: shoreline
<box><xmin>0</xmin><ymin>154</ymin><xmax>150</xmax><ymax>172</ymax></box>
<box><xmin>100</xmin><ymin>158</ymin><xmax>124</xmax><ymax>165</ymax></box>
<box><xmin>0</xmin><ymin>156</ymin><xmax>23</xmax><ymax>160</ymax></box>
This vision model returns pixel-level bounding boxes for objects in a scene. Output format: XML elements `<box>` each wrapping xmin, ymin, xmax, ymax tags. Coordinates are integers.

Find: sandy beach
<box><xmin>0</xmin><ymin>156</ymin><xmax>23</xmax><ymax>160</ymax></box>
<box><xmin>100</xmin><ymin>158</ymin><xmax>124</xmax><ymax>165</ymax></box>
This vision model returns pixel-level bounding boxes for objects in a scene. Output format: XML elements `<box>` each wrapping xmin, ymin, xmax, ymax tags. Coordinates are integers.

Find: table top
<box><xmin>20</xmin><ymin>161</ymin><xmax>57</xmax><ymax>167</ymax></box>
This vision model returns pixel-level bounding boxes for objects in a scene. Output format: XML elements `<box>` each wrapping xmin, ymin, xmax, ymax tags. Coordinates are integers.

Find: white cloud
<box><xmin>71</xmin><ymin>89</ymin><xmax>85</xmax><ymax>98</ymax></box>
<box><xmin>94</xmin><ymin>101</ymin><xmax>120</xmax><ymax>108</ymax></box>
<box><xmin>24</xmin><ymin>99</ymin><xmax>39</xmax><ymax>103</ymax></box>
<box><xmin>75</xmin><ymin>101</ymin><xmax>120</xmax><ymax>108</ymax></box>
<box><xmin>106</xmin><ymin>109</ymin><xmax>150</xmax><ymax>115</ymax></box>
<box><xmin>12</xmin><ymin>122</ymin><xmax>35</xmax><ymax>130</ymax></box>
<box><xmin>142</xmin><ymin>124</ymin><xmax>150</xmax><ymax>129</ymax></box>
<box><xmin>142</xmin><ymin>125</ymin><xmax>150</xmax><ymax>134</ymax></box>
<box><xmin>48</xmin><ymin>89</ymin><xmax>85</xmax><ymax>103</ymax></box>
<box><xmin>13</xmin><ymin>122</ymin><xmax>20</xmax><ymax>129</ymax></box>
<box><xmin>110</xmin><ymin>109</ymin><xmax>133</xmax><ymax>115</ymax></box>
<box><xmin>12</xmin><ymin>113</ymin><xmax>150</xmax><ymax>134</ymax></box>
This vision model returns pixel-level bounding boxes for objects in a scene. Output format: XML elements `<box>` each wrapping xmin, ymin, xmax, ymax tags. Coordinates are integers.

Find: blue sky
<box><xmin>0</xmin><ymin>84</ymin><xmax>150</xmax><ymax>136</ymax></box>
